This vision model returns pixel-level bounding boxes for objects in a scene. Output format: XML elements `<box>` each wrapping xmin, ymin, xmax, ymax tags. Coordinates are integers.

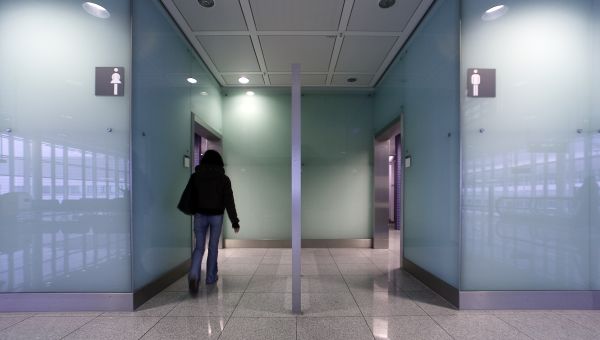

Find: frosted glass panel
<box><xmin>0</xmin><ymin>0</ymin><xmax>132</xmax><ymax>292</ymax></box>
<box><xmin>374</xmin><ymin>0</ymin><xmax>460</xmax><ymax>287</ymax></box>
<box><xmin>302</xmin><ymin>95</ymin><xmax>373</xmax><ymax>239</ymax></box>
<box><xmin>461</xmin><ymin>0</ymin><xmax>599</xmax><ymax>290</ymax></box>
<box><xmin>222</xmin><ymin>93</ymin><xmax>292</xmax><ymax>240</ymax></box>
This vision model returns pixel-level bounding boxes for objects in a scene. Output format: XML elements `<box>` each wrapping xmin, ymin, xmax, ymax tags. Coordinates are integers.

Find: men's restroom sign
<box><xmin>95</xmin><ymin>67</ymin><xmax>124</xmax><ymax>96</ymax></box>
<box><xmin>467</xmin><ymin>68</ymin><xmax>495</xmax><ymax>98</ymax></box>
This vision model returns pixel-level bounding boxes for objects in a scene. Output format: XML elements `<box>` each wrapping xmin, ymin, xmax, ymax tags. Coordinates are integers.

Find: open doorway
<box><xmin>374</xmin><ymin>117</ymin><xmax>403</xmax><ymax>261</ymax></box>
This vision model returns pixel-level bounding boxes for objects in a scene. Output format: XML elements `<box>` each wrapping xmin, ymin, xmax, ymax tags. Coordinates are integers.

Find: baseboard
<box><xmin>403</xmin><ymin>257</ymin><xmax>459</xmax><ymax>307</ymax></box>
<box><xmin>0</xmin><ymin>293</ymin><xmax>133</xmax><ymax>312</ymax></box>
<box><xmin>460</xmin><ymin>290</ymin><xmax>600</xmax><ymax>310</ymax></box>
<box><xmin>133</xmin><ymin>259</ymin><xmax>190</xmax><ymax>309</ymax></box>
<box><xmin>223</xmin><ymin>239</ymin><xmax>373</xmax><ymax>248</ymax></box>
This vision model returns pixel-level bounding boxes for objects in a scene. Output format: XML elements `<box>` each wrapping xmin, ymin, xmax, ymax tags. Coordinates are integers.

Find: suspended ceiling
<box><xmin>161</xmin><ymin>0</ymin><xmax>434</xmax><ymax>88</ymax></box>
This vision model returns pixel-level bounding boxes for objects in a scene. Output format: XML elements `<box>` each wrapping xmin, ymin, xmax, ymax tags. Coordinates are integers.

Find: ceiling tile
<box><xmin>268</xmin><ymin>74</ymin><xmax>328</xmax><ymax>86</ymax></box>
<box><xmin>260</xmin><ymin>36</ymin><xmax>335</xmax><ymax>72</ymax></box>
<box><xmin>331</xmin><ymin>74</ymin><xmax>373</xmax><ymax>86</ymax></box>
<box><xmin>335</xmin><ymin>36</ymin><xmax>397</xmax><ymax>73</ymax></box>
<box><xmin>173</xmin><ymin>0</ymin><xmax>247</xmax><ymax>31</ymax></box>
<box><xmin>347</xmin><ymin>0</ymin><xmax>423</xmax><ymax>32</ymax></box>
<box><xmin>222</xmin><ymin>74</ymin><xmax>265</xmax><ymax>86</ymax></box>
<box><xmin>197</xmin><ymin>36</ymin><xmax>260</xmax><ymax>72</ymax></box>
<box><xmin>249</xmin><ymin>0</ymin><xmax>344</xmax><ymax>31</ymax></box>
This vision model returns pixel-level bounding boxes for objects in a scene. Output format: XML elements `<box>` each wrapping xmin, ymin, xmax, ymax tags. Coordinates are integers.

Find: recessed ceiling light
<box><xmin>378</xmin><ymin>0</ymin><xmax>395</xmax><ymax>9</ymax></box>
<box><xmin>238</xmin><ymin>76</ymin><xmax>250</xmax><ymax>84</ymax></box>
<box><xmin>482</xmin><ymin>4</ymin><xmax>508</xmax><ymax>21</ymax></box>
<box><xmin>246</xmin><ymin>91</ymin><xmax>255</xmax><ymax>96</ymax></box>
<box><xmin>200</xmin><ymin>91</ymin><xmax>208</xmax><ymax>96</ymax></box>
<box><xmin>347</xmin><ymin>77</ymin><xmax>357</xmax><ymax>83</ymax></box>
<box><xmin>82</xmin><ymin>2</ymin><xmax>110</xmax><ymax>19</ymax></box>
<box><xmin>187</xmin><ymin>77</ymin><xmax>198</xmax><ymax>84</ymax></box>
<box><xmin>198</xmin><ymin>0</ymin><xmax>215</xmax><ymax>8</ymax></box>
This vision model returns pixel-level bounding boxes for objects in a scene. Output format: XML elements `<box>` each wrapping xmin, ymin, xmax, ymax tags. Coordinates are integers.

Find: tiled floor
<box><xmin>2</xmin><ymin>232</ymin><xmax>600</xmax><ymax>339</ymax></box>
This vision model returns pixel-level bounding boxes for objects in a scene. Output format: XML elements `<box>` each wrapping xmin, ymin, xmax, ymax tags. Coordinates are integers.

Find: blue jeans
<box><xmin>189</xmin><ymin>213</ymin><xmax>223</xmax><ymax>284</ymax></box>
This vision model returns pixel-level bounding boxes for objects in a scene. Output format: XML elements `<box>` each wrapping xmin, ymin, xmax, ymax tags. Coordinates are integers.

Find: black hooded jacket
<box><xmin>178</xmin><ymin>164</ymin><xmax>239</xmax><ymax>224</ymax></box>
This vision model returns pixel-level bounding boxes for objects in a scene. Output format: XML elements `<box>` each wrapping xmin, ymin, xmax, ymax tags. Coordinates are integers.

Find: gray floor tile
<box><xmin>433</xmin><ymin>314</ymin><xmax>530</xmax><ymax>340</ymax></box>
<box><xmin>333</xmin><ymin>256</ymin><xmax>375</xmax><ymax>264</ymax></box>
<box><xmin>561</xmin><ymin>312</ymin><xmax>600</xmax><ymax>334</ymax></box>
<box><xmin>338</xmin><ymin>263</ymin><xmax>385</xmax><ymax>275</ymax></box>
<box><xmin>265</xmin><ymin>249</ymin><xmax>292</xmax><ymax>256</ymax></box>
<box><xmin>219</xmin><ymin>317</ymin><xmax>296</xmax><ymax>340</ymax></box>
<box><xmin>303</xmin><ymin>248</ymin><xmax>332</xmax><ymax>256</ymax></box>
<box><xmin>63</xmin><ymin>316</ymin><xmax>160</xmax><ymax>340</ymax></box>
<box><xmin>345</xmin><ymin>273</ymin><xmax>427</xmax><ymax>295</ymax></box>
<box><xmin>261</xmin><ymin>256</ymin><xmax>292</xmax><ymax>264</ymax></box>
<box><xmin>33</xmin><ymin>312</ymin><xmax>103</xmax><ymax>317</ymax></box>
<box><xmin>302</xmin><ymin>264</ymin><xmax>341</xmax><ymax>276</ymax></box>
<box><xmin>233</xmin><ymin>293</ymin><xmax>293</xmax><ymax>317</ymax></box>
<box><xmin>375</xmin><ymin>262</ymin><xmax>402</xmax><ymax>273</ymax></box>
<box><xmin>498</xmin><ymin>312</ymin><xmax>599</xmax><ymax>340</ymax></box>
<box><xmin>0</xmin><ymin>316</ymin><xmax>94</xmax><ymax>340</ymax></box>
<box><xmin>406</xmin><ymin>290</ymin><xmax>458</xmax><ymax>315</ymax></box>
<box><xmin>329</xmin><ymin>248</ymin><xmax>368</xmax><ymax>257</ymax></box>
<box><xmin>104</xmin><ymin>292</ymin><xmax>186</xmax><ymax>317</ymax></box>
<box><xmin>360</xmin><ymin>249</ymin><xmax>393</xmax><ymax>257</ymax></box>
<box><xmin>301</xmin><ymin>292</ymin><xmax>362</xmax><ymax>317</ymax></box>
<box><xmin>165</xmin><ymin>275</ymin><xmax>251</xmax><ymax>293</ymax></box>
<box><xmin>301</xmin><ymin>255</ymin><xmax>336</xmax><ymax>265</ymax></box>
<box><xmin>366</xmin><ymin>316</ymin><xmax>452</xmax><ymax>340</ymax></box>
<box><xmin>168</xmin><ymin>292</ymin><xmax>242</xmax><ymax>317</ymax></box>
<box><xmin>0</xmin><ymin>316</ymin><xmax>30</xmax><ymax>332</ymax></box>
<box><xmin>246</xmin><ymin>275</ymin><xmax>292</xmax><ymax>292</ymax></box>
<box><xmin>297</xmin><ymin>317</ymin><xmax>374</xmax><ymax>340</ymax></box>
<box><xmin>140</xmin><ymin>317</ymin><xmax>224</xmax><ymax>339</ymax></box>
<box><xmin>223</xmin><ymin>248</ymin><xmax>267</xmax><ymax>257</ymax></box>
<box><xmin>353</xmin><ymin>291</ymin><xmax>426</xmax><ymax>317</ymax></box>
<box><xmin>222</xmin><ymin>256</ymin><xmax>264</xmax><ymax>264</ymax></box>
<box><xmin>302</xmin><ymin>276</ymin><xmax>349</xmax><ymax>292</ymax></box>
<box><xmin>218</xmin><ymin>263</ymin><xmax>259</xmax><ymax>276</ymax></box>
<box><xmin>255</xmin><ymin>264</ymin><xmax>292</xmax><ymax>276</ymax></box>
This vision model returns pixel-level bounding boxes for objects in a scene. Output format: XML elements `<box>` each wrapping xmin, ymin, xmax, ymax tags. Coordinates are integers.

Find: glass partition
<box><xmin>0</xmin><ymin>0</ymin><xmax>132</xmax><ymax>292</ymax></box>
<box><xmin>461</xmin><ymin>0</ymin><xmax>599</xmax><ymax>290</ymax></box>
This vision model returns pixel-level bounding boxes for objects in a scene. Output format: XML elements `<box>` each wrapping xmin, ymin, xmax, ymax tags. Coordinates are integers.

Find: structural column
<box><xmin>291</xmin><ymin>63</ymin><xmax>301</xmax><ymax>314</ymax></box>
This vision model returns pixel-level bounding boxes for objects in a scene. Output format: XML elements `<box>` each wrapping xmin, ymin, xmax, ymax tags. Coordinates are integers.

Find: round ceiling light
<box><xmin>238</xmin><ymin>76</ymin><xmax>250</xmax><ymax>84</ymax></box>
<box><xmin>246</xmin><ymin>91</ymin><xmax>255</xmax><ymax>96</ymax></box>
<box><xmin>482</xmin><ymin>4</ymin><xmax>508</xmax><ymax>21</ymax></box>
<box><xmin>187</xmin><ymin>77</ymin><xmax>198</xmax><ymax>84</ymax></box>
<box><xmin>200</xmin><ymin>91</ymin><xmax>208</xmax><ymax>96</ymax></box>
<box><xmin>82</xmin><ymin>2</ymin><xmax>110</xmax><ymax>19</ymax></box>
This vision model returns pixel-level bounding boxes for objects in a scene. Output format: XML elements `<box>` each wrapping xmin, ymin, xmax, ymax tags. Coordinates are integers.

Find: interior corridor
<box><xmin>1</xmin><ymin>230</ymin><xmax>599</xmax><ymax>339</ymax></box>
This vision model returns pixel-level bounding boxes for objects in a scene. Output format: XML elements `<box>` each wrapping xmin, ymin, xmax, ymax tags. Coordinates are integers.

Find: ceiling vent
<box><xmin>198</xmin><ymin>0</ymin><xmax>214</xmax><ymax>8</ymax></box>
<box><xmin>378</xmin><ymin>0</ymin><xmax>395</xmax><ymax>9</ymax></box>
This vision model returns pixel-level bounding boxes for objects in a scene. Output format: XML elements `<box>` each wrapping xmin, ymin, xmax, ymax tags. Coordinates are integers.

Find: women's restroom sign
<box><xmin>467</xmin><ymin>68</ymin><xmax>495</xmax><ymax>97</ymax></box>
<box><xmin>95</xmin><ymin>67</ymin><xmax>124</xmax><ymax>96</ymax></box>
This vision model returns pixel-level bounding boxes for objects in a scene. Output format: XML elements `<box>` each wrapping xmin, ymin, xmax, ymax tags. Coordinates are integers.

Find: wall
<box><xmin>0</xmin><ymin>0</ymin><xmax>132</xmax><ymax>292</ymax></box>
<box><xmin>222</xmin><ymin>91</ymin><xmax>373</xmax><ymax>240</ymax></box>
<box><xmin>373</xmin><ymin>0</ymin><xmax>461</xmax><ymax>287</ymax></box>
<box><xmin>460</xmin><ymin>0</ymin><xmax>600</xmax><ymax>290</ymax></box>
<box><xmin>131</xmin><ymin>0</ymin><xmax>222</xmax><ymax>290</ymax></box>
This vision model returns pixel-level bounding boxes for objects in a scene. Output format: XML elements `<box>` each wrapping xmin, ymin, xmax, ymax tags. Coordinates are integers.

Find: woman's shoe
<box><xmin>206</xmin><ymin>275</ymin><xmax>219</xmax><ymax>285</ymax></box>
<box><xmin>188</xmin><ymin>278</ymin><xmax>199</xmax><ymax>293</ymax></box>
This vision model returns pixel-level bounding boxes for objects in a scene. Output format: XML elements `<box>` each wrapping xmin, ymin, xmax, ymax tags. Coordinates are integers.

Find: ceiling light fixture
<box><xmin>187</xmin><ymin>77</ymin><xmax>198</xmax><ymax>84</ymax></box>
<box><xmin>378</xmin><ymin>0</ymin><xmax>395</xmax><ymax>9</ymax></box>
<box><xmin>238</xmin><ymin>76</ymin><xmax>250</xmax><ymax>84</ymax></box>
<box><xmin>82</xmin><ymin>2</ymin><xmax>110</xmax><ymax>19</ymax></box>
<box><xmin>200</xmin><ymin>91</ymin><xmax>208</xmax><ymax>96</ymax></box>
<box><xmin>198</xmin><ymin>0</ymin><xmax>215</xmax><ymax>8</ymax></box>
<box><xmin>347</xmin><ymin>77</ymin><xmax>357</xmax><ymax>83</ymax></box>
<box><xmin>246</xmin><ymin>91</ymin><xmax>255</xmax><ymax>96</ymax></box>
<box><xmin>482</xmin><ymin>4</ymin><xmax>508</xmax><ymax>21</ymax></box>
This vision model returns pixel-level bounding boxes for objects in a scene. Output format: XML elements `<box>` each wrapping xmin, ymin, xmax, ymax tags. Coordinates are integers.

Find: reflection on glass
<box><xmin>0</xmin><ymin>133</ymin><xmax>130</xmax><ymax>292</ymax></box>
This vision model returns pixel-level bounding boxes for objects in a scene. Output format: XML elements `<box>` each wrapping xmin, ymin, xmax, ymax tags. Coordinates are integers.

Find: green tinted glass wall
<box><xmin>132</xmin><ymin>0</ymin><xmax>222</xmax><ymax>290</ymax></box>
<box><xmin>374</xmin><ymin>0</ymin><xmax>460</xmax><ymax>287</ymax></box>
<box><xmin>0</xmin><ymin>0</ymin><xmax>132</xmax><ymax>292</ymax></box>
<box><xmin>222</xmin><ymin>92</ymin><xmax>373</xmax><ymax>240</ymax></box>
<box><xmin>461</xmin><ymin>0</ymin><xmax>600</xmax><ymax>290</ymax></box>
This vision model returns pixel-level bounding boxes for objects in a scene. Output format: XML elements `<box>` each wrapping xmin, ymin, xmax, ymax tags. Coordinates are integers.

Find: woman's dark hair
<box><xmin>200</xmin><ymin>150</ymin><xmax>224</xmax><ymax>167</ymax></box>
